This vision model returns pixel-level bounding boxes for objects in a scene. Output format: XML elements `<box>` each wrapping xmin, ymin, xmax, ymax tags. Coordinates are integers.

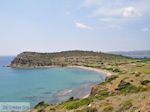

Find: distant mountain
<box><xmin>109</xmin><ymin>50</ymin><xmax>150</xmax><ymax>56</ymax></box>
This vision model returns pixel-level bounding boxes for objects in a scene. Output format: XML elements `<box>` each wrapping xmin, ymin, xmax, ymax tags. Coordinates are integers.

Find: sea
<box><xmin>0</xmin><ymin>56</ymin><xmax>106</xmax><ymax>107</ymax></box>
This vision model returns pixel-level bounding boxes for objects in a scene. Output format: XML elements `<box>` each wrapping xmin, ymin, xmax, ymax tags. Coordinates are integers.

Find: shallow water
<box><xmin>0</xmin><ymin>57</ymin><xmax>106</xmax><ymax>107</ymax></box>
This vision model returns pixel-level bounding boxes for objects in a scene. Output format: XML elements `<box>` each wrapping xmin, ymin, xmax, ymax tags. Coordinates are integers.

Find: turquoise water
<box><xmin>0</xmin><ymin>57</ymin><xmax>106</xmax><ymax>107</ymax></box>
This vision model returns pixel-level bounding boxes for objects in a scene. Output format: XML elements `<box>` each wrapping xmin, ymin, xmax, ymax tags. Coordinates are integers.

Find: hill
<box><xmin>9</xmin><ymin>50</ymin><xmax>130</xmax><ymax>68</ymax></box>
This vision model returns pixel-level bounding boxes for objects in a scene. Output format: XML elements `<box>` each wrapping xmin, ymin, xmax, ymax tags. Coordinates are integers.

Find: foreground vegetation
<box><xmin>10</xmin><ymin>51</ymin><xmax>150</xmax><ymax>112</ymax></box>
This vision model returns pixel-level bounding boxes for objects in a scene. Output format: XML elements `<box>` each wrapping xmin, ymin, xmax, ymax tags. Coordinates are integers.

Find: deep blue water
<box><xmin>0</xmin><ymin>56</ymin><xmax>106</xmax><ymax>107</ymax></box>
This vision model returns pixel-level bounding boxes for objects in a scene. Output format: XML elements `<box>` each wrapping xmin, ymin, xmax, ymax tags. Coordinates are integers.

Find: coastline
<box><xmin>9</xmin><ymin>65</ymin><xmax>112</xmax><ymax>77</ymax></box>
<box><xmin>67</xmin><ymin>66</ymin><xmax>112</xmax><ymax>98</ymax></box>
<box><xmin>67</xmin><ymin>66</ymin><xmax>112</xmax><ymax>77</ymax></box>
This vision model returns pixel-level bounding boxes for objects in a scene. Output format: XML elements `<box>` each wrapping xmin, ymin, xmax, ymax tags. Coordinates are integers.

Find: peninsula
<box><xmin>10</xmin><ymin>50</ymin><xmax>150</xmax><ymax>112</ymax></box>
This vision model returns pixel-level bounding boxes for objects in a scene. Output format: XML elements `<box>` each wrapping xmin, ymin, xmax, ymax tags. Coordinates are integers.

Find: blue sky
<box><xmin>0</xmin><ymin>0</ymin><xmax>150</xmax><ymax>55</ymax></box>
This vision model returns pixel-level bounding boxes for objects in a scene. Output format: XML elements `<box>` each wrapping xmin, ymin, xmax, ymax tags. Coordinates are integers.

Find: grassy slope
<box><xmin>11</xmin><ymin>51</ymin><xmax>150</xmax><ymax>112</ymax></box>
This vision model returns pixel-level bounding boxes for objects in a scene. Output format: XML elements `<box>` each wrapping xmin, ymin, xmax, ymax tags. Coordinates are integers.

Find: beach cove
<box><xmin>0</xmin><ymin>57</ymin><xmax>109</xmax><ymax>107</ymax></box>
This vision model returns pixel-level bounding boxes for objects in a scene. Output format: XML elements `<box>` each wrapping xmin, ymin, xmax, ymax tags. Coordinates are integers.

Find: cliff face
<box><xmin>9</xmin><ymin>50</ymin><xmax>128</xmax><ymax>68</ymax></box>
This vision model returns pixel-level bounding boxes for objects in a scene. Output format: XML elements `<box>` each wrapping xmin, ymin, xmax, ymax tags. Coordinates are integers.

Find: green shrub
<box><xmin>50</xmin><ymin>108</ymin><xmax>56</xmax><ymax>111</ymax></box>
<box><xmin>66</xmin><ymin>98</ymin><xmax>93</xmax><ymax>110</ymax></box>
<box><xmin>131</xmin><ymin>106</ymin><xmax>140</xmax><ymax>112</ymax></box>
<box><xmin>115</xmin><ymin>80</ymin><xmax>131</xmax><ymax>91</ymax></box>
<box><xmin>69</xmin><ymin>96</ymin><xmax>74</xmax><ymax>101</ymax></box>
<box><xmin>34</xmin><ymin>101</ymin><xmax>49</xmax><ymax>108</ymax></box>
<box><xmin>113</xmin><ymin>68</ymin><xmax>121</xmax><ymax>73</ymax></box>
<box><xmin>103</xmin><ymin>106</ymin><xmax>114</xmax><ymax>112</ymax></box>
<box><xmin>98</xmin><ymin>88</ymin><xmax>109</xmax><ymax>97</ymax></box>
<box><xmin>135</xmin><ymin>73</ymin><xmax>141</xmax><ymax>77</ymax></box>
<box><xmin>130</xmin><ymin>80</ymin><xmax>133</xmax><ymax>82</ymax></box>
<box><xmin>115</xmin><ymin>80</ymin><xmax>148</xmax><ymax>94</ymax></box>
<box><xmin>86</xmin><ymin>107</ymin><xmax>98</xmax><ymax>112</ymax></box>
<box><xmin>106</xmin><ymin>75</ymin><xmax>118</xmax><ymax>83</ymax></box>
<box><xmin>98</xmin><ymin>82</ymin><xmax>106</xmax><ymax>85</ymax></box>
<box><xmin>120</xmin><ymin>99</ymin><xmax>132</xmax><ymax>110</ymax></box>
<box><xmin>141</xmin><ymin>80</ymin><xmax>150</xmax><ymax>85</ymax></box>
<box><xmin>105</xmin><ymin>68</ymin><xmax>113</xmax><ymax>71</ymax></box>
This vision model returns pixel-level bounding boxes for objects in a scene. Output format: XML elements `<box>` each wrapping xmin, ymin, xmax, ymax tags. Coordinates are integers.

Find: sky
<box><xmin>0</xmin><ymin>0</ymin><xmax>150</xmax><ymax>55</ymax></box>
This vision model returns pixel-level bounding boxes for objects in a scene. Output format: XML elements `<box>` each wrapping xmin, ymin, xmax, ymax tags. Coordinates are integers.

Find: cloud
<box><xmin>76</xmin><ymin>22</ymin><xmax>92</xmax><ymax>30</ymax></box>
<box><xmin>81</xmin><ymin>0</ymin><xmax>150</xmax><ymax>23</ymax></box>
<box><xmin>141</xmin><ymin>28</ymin><xmax>149</xmax><ymax>32</ymax></box>
<box><xmin>92</xmin><ymin>6</ymin><xmax>141</xmax><ymax>17</ymax></box>
<box><xmin>123</xmin><ymin>7</ymin><xmax>141</xmax><ymax>17</ymax></box>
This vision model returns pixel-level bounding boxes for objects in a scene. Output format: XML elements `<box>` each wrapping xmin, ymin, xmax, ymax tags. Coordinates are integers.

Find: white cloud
<box><xmin>141</xmin><ymin>28</ymin><xmax>149</xmax><ymax>32</ymax></box>
<box><xmin>92</xmin><ymin>6</ymin><xmax>141</xmax><ymax>17</ymax></box>
<box><xmin>81</xmin><ymin>0</ymin><xmax>150</xmax><ymax>23</ymax></box>
<box><xmin>76</xmin><ymin>22</ymin><xmax>92</xmax><ymax>30</ymax></box>
<box><xmin>123</xmin><ymin>7</ymin><xmax>141</xmax><ymax>17</ymax></box>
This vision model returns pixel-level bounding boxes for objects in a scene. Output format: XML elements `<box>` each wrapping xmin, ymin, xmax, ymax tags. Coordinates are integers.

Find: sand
<box><xmin>68</xmin><ymin>66</ymin><xmax>112</xmax><ymax>77</ymax></box>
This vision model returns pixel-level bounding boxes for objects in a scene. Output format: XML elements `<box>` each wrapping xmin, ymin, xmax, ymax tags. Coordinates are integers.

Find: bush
<box><xmin>141</xmin><ymin>80</ymin><xmax>150</xmax><ymax>85</ymax></box>
<box><xmin>98</xmin><ymin>88</ymin><xmax>109</xmax><ymax>97</ymax></box>
<box><xmin>120</xmin><ymin>100</ymin><xmax>132</xmax><ymax>110</ymax></box>
<box><xmin>130</xmin><ymin>80</ymin><xmax>133</xmax><ymax>82</ymax></box>
<box><xmin>106</xmin><ymin>75</ymin><xmax>118</xmax><ymax>83</ymax></box>
<box><xmin>135</xmin><ymin>73</ymin><xmax>141</xmax><ymax>77</ymax></box>
<box><xmin>103</xmin><ymin>106</ymin><xmax>114</xmax><ymax>112</ymax></box>
<box><xmin>50</xmin><ymin>108</ymin><xmax>56</xmax><ymax>111</ymax></box>
<box><xmin>115</xmin><ymin>80</ymin><xmax>147</xmax><ymax>94</ymax></box>
<box><xmin>98</xmin><ymin>82</ymin><xmax>106</xmax><ymax>85</ymax></box>
<box><xmin>113</xmin><ymin>68</ymin><xmax>121</xmax><ymax>73</ymax></box>
<box><xmin>131</xmin><ymin>106</ymin><xmax>140</xmax><ymax>112</ymax></box>
<box><xmin>66</xmin><ymin>98</ymin><xmax>93</xmax><ymax>110</ymax></box>
<box><xmin>69</xmin><ymin>96</ymin><xmax>74</xmax><ymax>101</ymax></box>
<box><xmin>105</xmin><ymin>68</ymin><xmax>113</xmax><ymax>71</ymax></box>
<box><xmin>34</xmin><ymin>101</ymin><xmax>49</xmax><ymax>108</ymax></box>
<box><xmin>115</xmin><ymin>80</ymin><xmax>131</xmax><ymax>91</ymax></box>
<box><xmin>86</xmin><ymin>107</ymin><xmax>98</xmax><ymax>112</ymax></box>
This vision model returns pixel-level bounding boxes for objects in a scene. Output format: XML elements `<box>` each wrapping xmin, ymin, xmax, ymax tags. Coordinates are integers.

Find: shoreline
<box><xmin>67</xmin><ymin>66</ymin><xmax>112</xmax><ymax>77</ymax></box>
<box><xmin>9</xmin><ymin>65</ymin><xmax>112</xmax><ymax>77</ymax></box>
<box><xmin>67</xmin><ymin>66</ymin><xmax>112</xmax><ymax>98</ymax></box>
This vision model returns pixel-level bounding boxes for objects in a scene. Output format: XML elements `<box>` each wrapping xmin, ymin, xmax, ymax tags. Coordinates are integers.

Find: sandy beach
<box><xmin>68</xmin><ymin>66</ymin><xmax>112</xmax><ymax>77</ymax></box>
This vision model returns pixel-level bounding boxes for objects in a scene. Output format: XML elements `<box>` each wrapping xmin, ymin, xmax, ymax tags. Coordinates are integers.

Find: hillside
<box><xmin>9</xmin><ymin>51</ymin><xmax>150</xmax><ymax>112</ymax></box>
<box><xmin>9</xmin><ymin>50</ymin><xmax>130</xmax><ymax>68</ymax></box>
